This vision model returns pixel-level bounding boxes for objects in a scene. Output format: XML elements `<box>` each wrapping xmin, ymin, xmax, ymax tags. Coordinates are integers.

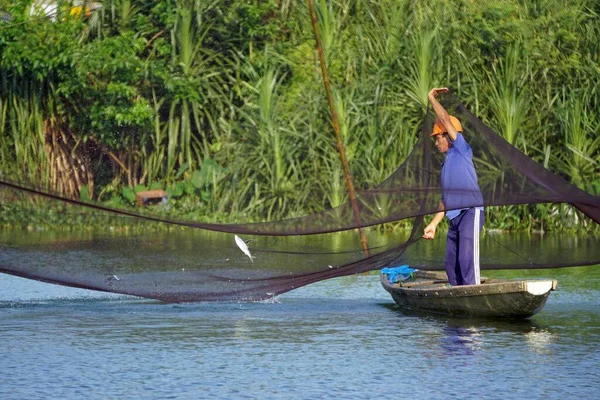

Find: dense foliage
<box><xmin>0</xmin><ymin>0</ymin><xmax>599</xmax><ymax>231</ymax></box>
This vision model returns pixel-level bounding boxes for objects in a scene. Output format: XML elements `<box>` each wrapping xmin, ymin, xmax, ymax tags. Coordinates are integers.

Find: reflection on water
<box><xmin>385</xmin><ymin>305</ymin><xmax>563</xmax><ymax>361</ymax></box>
<box><xmin>524</xmin><ymin>328</ymin><xmax>555</xmax><ymax>355</ymax></box>
<box><xmin>440</xmin><ymin>319</ymin><xmax>557</xmax><ymax>357</ymax></box>
<box><xmin>440</xmin><ymin>325</ymin><xmax>484</xmax><ymax>356</ymax></box>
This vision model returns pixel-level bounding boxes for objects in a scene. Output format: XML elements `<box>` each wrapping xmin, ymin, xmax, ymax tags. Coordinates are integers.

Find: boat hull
<box><xmin>381</xmin><ymin>271</ymin><xmax>557</xmax><ymax>319</ymax></box>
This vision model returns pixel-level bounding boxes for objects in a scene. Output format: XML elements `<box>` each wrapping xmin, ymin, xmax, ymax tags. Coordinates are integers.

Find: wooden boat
<box><xmin>381</xmin><ymin>270</ymin><xmax>557</xmax><ymax>319</ymax></box>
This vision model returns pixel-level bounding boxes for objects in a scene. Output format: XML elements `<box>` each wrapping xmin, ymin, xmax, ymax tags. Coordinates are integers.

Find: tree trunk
<box><xmin>44</xmin><ymin>118</ymin><xmax>94</xmax><ymax>199</ymax></box>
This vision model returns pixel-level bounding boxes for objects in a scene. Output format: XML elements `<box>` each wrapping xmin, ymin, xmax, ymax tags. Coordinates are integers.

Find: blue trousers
<box><xmin>445</xmin><ymin>208</ymin><xmax>484</xmax><ymax>286</ymax></box>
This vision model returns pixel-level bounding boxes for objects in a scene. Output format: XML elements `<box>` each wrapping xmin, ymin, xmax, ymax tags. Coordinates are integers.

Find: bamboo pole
<box><xmin>306</xmin><ymin>0</ymin><xmax>370</xmax><ymax>257</ymax></box>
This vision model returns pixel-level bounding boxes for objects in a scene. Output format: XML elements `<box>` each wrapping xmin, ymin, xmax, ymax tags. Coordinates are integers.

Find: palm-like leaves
<box><xmin>556</xmin><ymin>89</ymin><xmax>600</xmax><ymax>191</ymax></box>
<box><xmin>487</xmin><ymin>45</ymin><xmax>530</xmax><ymax>147</ymax></box>
<box><xmin>165</xmin><ymin>0</ymin><xmax>225</xmax><ymax>179</ymax></box>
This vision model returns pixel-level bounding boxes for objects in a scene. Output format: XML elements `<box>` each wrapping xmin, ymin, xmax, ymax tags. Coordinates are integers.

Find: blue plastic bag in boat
<box><xmin>381</xmin><ymin>265</ymin><xmax>417</xmax><ymax>283</ymax></box>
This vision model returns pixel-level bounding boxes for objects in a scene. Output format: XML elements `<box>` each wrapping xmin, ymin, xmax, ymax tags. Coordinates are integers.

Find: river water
<box><xmin>1</xmin><ymin>231</ymin><xmax>599</xmax><ymax>399</ymax></box>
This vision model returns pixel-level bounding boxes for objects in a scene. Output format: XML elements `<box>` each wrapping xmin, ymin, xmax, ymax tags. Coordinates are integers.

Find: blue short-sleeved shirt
<box><xmin>441</xmin><ymin>133</ymin><xmax>484</xmax><ymax>220</ymax></box>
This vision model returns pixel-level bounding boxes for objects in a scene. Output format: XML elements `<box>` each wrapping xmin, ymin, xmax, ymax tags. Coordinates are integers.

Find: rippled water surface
<box><xmin>1</xmin><ymin>232</ymin><xmax>600</xmax><ymax>400</ymax></box>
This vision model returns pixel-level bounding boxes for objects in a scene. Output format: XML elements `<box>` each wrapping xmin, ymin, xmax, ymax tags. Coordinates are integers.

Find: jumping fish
<box><xmin>234</xmin><ymin>235</ymin><xmax>254</xmax><ymax>263</ymax></box>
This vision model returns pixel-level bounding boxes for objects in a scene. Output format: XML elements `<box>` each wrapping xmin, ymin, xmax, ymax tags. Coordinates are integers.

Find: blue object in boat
<box><xmin>381</xmin><ymin>265</ymin><xmax>417</xmax><ymax>283</ymax></box>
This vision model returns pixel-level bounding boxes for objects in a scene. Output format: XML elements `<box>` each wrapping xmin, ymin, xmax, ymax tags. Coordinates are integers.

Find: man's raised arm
<box><xmin>428</xmin><ymin>87</ymin><xmax>458</xmax><ymax>141</ymax></box>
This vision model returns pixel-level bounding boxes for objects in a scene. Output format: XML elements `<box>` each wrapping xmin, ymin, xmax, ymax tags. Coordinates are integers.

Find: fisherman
<box><xmin>422</xmin><ymin>87</ymin><xmax>484</xmax><ymax>286</ymax></box>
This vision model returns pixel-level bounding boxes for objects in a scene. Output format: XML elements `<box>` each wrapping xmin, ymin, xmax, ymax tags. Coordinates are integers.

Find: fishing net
<box><xmin>1</xmin><ymin>93</ymin><xmax>599</xmax><ymax>301</ymax></box>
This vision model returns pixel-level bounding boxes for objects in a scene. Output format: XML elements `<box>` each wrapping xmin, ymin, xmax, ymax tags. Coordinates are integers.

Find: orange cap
<box><xmin>431</xmin><ymin>116</ymin><xmax>462</xmax><ymax>136</ymax></box>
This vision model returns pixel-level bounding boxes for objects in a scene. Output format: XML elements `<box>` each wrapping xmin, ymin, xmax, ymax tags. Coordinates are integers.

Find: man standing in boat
<box><xmin>422</xmin><ymin>87</ymin><xmax>484</xmax><ymax>286</ymax></box>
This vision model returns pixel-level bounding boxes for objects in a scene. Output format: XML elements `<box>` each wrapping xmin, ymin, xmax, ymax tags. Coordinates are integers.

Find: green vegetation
<box><xmin>0</xmin><ymin>0</ymin><xmax>599</xmax><ymax>231</ymax></box>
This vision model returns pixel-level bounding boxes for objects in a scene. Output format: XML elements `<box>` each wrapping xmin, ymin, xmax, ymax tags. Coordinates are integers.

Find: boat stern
<box><xmin>526</xmin><ymin>279</ymin><xmax>558</xmax><ymax>296</ymax></box>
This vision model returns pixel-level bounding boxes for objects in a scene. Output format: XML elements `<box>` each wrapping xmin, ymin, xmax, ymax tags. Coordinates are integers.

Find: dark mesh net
<box><xmin>1</xmin><ymin>93</ymin><xmax>599</xmax><ymax>301</ymax></box>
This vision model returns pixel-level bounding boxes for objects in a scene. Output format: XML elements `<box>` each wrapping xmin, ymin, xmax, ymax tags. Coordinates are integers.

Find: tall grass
<box><xmin>486</xmin><ymin>44</ymin><xmax>530</xmax><ymax>147</ymax></box>
<box><xmin>168</xmin><ymin>2</ymin><xmax>200</xmax><ymax>176</ymax></box>
<box><xmin>8</xmin><ymin>94</ymin><xmax>47</xmax><ymax>185</ymax></box>
<box><xmin>152</xmin><ymin>0</ymin><xmax>226</xmax><ymax>182</ymax></box>
<box><xmin>556</xmin><ymin>88</ymin><xmax>600</xmax><ymax>193</ymax></box>
<box><xmin>142</xmin><ymin>89</ymin><xmax>166</xmax><ymax>185</ymax></box>
<box><xmin>405</xmin><ymin>28</ymin><xmax>439</xmax><ymax>108</ymax></box>
<box><xmin>0</xmin><ymin>97</ymin><xmax>8</xmax><ymax>174</ymax></box>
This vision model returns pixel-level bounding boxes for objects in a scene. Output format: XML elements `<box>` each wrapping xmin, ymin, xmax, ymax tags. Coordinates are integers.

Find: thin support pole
<box><xmin>306</xmin><ymin>0</ymin><xmax>370</xmax><ymax>257</ymax></box>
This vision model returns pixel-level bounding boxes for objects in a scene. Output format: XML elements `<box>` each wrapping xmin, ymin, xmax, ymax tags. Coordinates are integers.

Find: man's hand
<box><xmin>422</xmin><ymin>223</ymin><xmax>437</xmax><ymax>240</ymax></box>
<box><xmin>428</xmin><ymin>87</ymin><xmax>449</xmax><ymax>101</ymax></box>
